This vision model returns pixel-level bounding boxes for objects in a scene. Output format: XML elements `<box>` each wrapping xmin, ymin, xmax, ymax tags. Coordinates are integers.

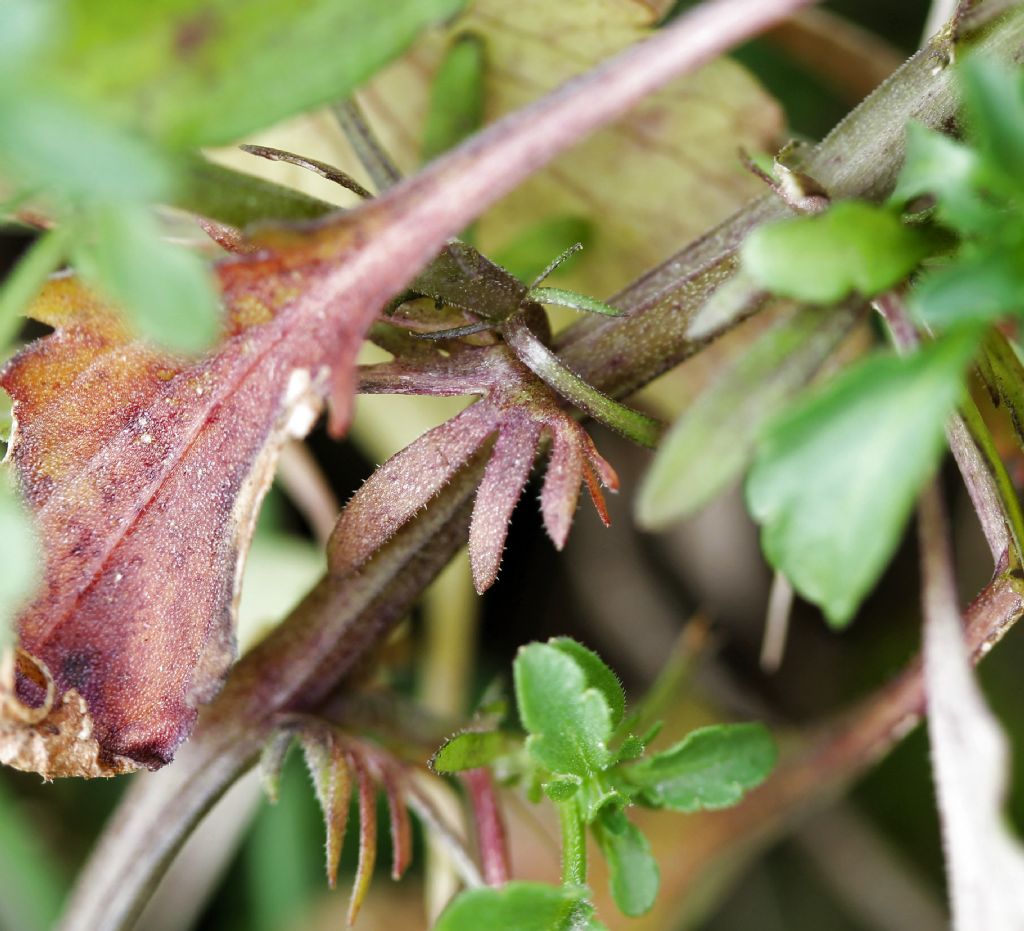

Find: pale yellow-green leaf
<box><xmin>358</xmin><ymin>0</ymin><xmax>783</xmax><ymax>296</ymax></box>
<box><xmin>212</xmin><ymin>1</ymin><xmax>782</xmax><ymax>298</ymax></box>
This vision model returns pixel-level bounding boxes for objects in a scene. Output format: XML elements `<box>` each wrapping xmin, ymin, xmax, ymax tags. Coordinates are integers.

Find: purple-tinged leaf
<box><xmin>2</xmin><ymin>0</ymin><xmax>811</xmax><ymax>778</ymax></box>
<box><xmin>330</xmin><ymin>406</ymin><xmax>496</xmax><ymax>576</ymax></box>
<box><xmin>540</xmin><ymin>423</ymin><xmax>584</xmax><ymax>548</ymax></box>
<box><xmin>351</xmin><ymin>344</ymin><xmax>617</xmax><ymax>590</ymax></box>
<box><xmin>259</xmin><ymin>730</ymin><xmax>294</xmax><ymax>804</ymax></box>
<box><xmin>375</xmin><ymin>760</ymin><xmax>414</xmax><ymax>881</ymax></box>
<box><xmin>462</xmin><ymin>767</ymin><xmax>510</xmax><ymax>887</ymax></box>
<box><xmin>349</xmin><ymin>749</ymin><xmax>378</xmax><ymax>926</ymax></box>
<box><xmin>470</xmin><ymin>416</ymin><xmax>542</xmax><ymax>590</ymax></box>
<box><xmin>299</xmin><ymin>728</ymin><xmax>353</xmax><ymax>889</ymax></box>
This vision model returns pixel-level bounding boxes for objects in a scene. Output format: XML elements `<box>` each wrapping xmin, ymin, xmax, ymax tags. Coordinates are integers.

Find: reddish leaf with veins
<box><xmin>335</xmin><ymin>342</ymin><xmax>618</xmax><ymax>592</ymax></box>
<box><xmin>0</xmin><ymin>257</ymin><xmax>351</xmax><ymax>776</ymax></box>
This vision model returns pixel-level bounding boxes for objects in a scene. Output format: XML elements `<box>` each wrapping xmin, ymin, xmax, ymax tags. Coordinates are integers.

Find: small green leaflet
<box><xmin>513</xmin><ymin>641</ymin><xmax>614</xmax><ymax>779</ymax></box>
<box><xmin>434</xmin><ymin>882</ymin><xmax>589</xmax><ymax>931</ymax></box>
<box><xmin>421</xmin><ymin>31</ymin><xmax>486</xmax><ymax>163</ymax></box>
<box><xmin>746</xmin><ymin>329</ymin><xmax>980</xmax><ymax>627</ymax></box>
<box><xmin>741</xmin><ymin>201</ymin><xmax>931</xmax><ymax>304</ymax></box>
<box><xmin>430</xmin><ymin>730</ymin><xmax>512</xmax><ymax>773</ymax></box>
<box><xmin>623</xmin><ymin>723</ymin><xmax>776</xmax><ymax>812</ymax></box>
<box><xmin>594</xmin><ymin>808</ymin><xmax>659</xmax><ymax>917</ymax></box>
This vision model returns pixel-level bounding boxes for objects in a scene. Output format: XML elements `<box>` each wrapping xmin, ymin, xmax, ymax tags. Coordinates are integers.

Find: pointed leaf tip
<box><xmin>378</xmin><ymin>763</ymin><xmax>413</xmax><ymax>881</ymax></box>
<box><xmin>348</xmin><ymin>750</ymin><xmax>378</xmax><ymax>926</ymax></box>
<box><xmin>259</xmin><ymin>730</ymin><xmax>294</xmax><ymax>804</ymax></box>
<box><xmin>330</xmin><ymin>405</ymin><xmax>495</xmax><ymax>576</ymax></box>
<box><xmin>299</xmin><ymin>728</ymin><xmax>353</xmax><ymax>889</ymax></box>
<box><xmin>469</xmin><ymin>418</ymin><xmax>541</xmax><ymax>592</ymax></box>
<box><xmin>541</xmin><ymin>424</ymin><xmax>584</xmax><ymax>548</ymax></box>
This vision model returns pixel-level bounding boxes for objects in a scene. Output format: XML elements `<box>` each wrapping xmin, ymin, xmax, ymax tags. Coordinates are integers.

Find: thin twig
<box><xmin>276</xmin><ymin>441</ymin><xmax>340</xmax><ymax>547</ymax></box>
<box><xmin>332</xmin><ymin>99</ymin><xmax>404</xmax><ymax>193</ymax></box>
<box><xmin>239</xmin><ymin>144</ymin><xmax>373</xmax><ymax>200</ymax></box>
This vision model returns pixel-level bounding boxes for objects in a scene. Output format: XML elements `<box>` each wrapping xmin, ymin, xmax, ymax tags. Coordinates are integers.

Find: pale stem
<box><xmin>275</xmin><ymin>441</ymin><xmax>339</xmax><ymax>546</ymax></box>
<box><xmin>760</xmin><ymin>571</ymin><xmax>795</xmax><ymax>673</ymax></box>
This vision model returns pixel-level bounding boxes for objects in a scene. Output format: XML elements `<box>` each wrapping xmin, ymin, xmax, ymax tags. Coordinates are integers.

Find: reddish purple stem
<box><xmin>462</xmin><ymin>767</ymin><xmax>511</xmax><ymax>886</ymax></box>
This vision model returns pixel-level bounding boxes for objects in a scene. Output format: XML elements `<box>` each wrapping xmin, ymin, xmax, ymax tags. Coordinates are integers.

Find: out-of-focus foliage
<box><xmin>0</xmin><ymin>0</ymin><xmax>463</xmax><ymax>351</ymax></box>
<box><xmin>746</xmin><ymin>331</ymin><xmax>977</xmax><ymax>627</ymax></box>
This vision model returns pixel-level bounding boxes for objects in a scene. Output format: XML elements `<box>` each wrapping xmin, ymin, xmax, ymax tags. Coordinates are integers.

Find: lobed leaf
<box><xmin>746</xmin><ymin>330</ymin><xmax>979</xmax><ymax>627</ymax></box>
<box><xmin>548</xmin><ymin>638</ymin><xmax>626</xmax><ymax>730</ymax></box>
<box><xmin>622</xmin><ymin>723</ymin><xmax>776</xmax><ymax>812</ymax></box>
<box><xmin>0</xmin><ymin>233</ymin><xmax>366</xmax><ymax>774</ymax></box>
<box><xmin>513</xmin><ymin>641</ymin><xmax>614</xmax><ymax>779</ymax></box>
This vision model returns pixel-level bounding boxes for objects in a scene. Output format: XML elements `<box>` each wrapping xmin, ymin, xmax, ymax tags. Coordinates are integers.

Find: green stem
<box><xmin>955</xmin><ymin>396</ymin><xmax>1024</xmax><ymax>566</ymax></box>
<box><xmin>558</xmin><ymin>797</ymin><xmax>587</xmax><ymax>887</ymax></box>
<box><xmin>502</xmin><ymin>317</ymin><xmax>662</xmax><ymax>447</ymax></box>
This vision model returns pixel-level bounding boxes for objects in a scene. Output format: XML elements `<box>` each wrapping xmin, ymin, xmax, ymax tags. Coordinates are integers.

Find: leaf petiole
<box><xmin>502</xmin><ymin>318</ymin><xmax>662</xmax><ymax>447</ymax></box>
<box><xmin>558</xmin><ymin>795</ymin><xmax>588</xmax><ymax>887</ymax></box>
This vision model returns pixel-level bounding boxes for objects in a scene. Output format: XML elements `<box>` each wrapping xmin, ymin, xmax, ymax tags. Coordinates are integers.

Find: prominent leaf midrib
<box><xmin>31</xmin><ymin>305</ymin><xmax>308</xmax><ymax>648</ymax></box>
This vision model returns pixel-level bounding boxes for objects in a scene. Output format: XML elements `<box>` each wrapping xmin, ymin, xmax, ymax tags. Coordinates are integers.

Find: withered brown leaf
<box><xmin>0</xmin><ymin>246</ymin><xmax>364</xmax><ymax>775</ymax></box>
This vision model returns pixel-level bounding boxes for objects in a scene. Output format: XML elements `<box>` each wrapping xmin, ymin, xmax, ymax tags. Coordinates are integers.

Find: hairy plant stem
<box><xmin>558</xmin><ymin>797</ymin><xmax>588</xmax><ymax>887</ymax></box>
<box><xmin>63</xmin><ymin>4</ymin><xmax>1024</xmax><ymax>928</ymax></box>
